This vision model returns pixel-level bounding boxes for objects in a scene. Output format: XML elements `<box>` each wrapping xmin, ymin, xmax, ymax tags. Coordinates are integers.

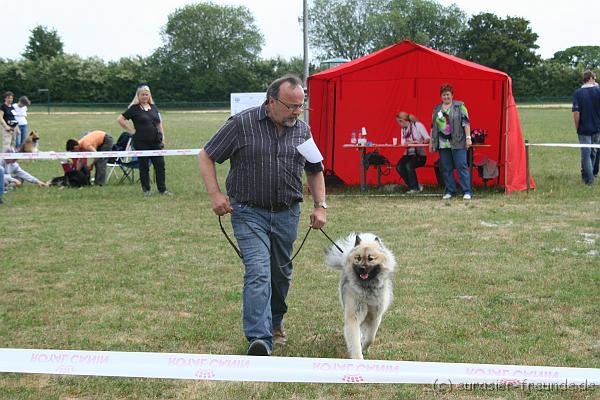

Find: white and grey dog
<box><xmin>325</xmin><ymin>233</ymin><xmax>396</xmax><ymax>359</ymax></box>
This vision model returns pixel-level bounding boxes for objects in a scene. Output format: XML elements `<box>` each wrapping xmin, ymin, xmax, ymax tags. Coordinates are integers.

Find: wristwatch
<box><xmin>314</xmin><ymin>201</ymin><xmax>328</xmax><ymax>209</ymax></box>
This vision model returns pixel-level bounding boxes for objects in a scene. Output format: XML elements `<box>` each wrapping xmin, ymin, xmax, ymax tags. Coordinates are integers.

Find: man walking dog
<box><xmin>198</xmin><ymin>75</ymin><xmax>327</xmax><ymax>356</ymax></box>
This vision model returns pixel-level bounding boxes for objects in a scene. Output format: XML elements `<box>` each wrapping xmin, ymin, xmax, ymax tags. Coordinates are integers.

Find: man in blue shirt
<box><xmin>572</xmin><ymin>70</ymin><xmax>600</xmax><ymax>185</ymax></box>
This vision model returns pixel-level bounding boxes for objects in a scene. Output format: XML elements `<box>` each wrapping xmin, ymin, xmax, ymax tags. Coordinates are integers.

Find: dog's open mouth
<box><xmin>353</xmin><ymin>265</ymin><xmax>381</xmax><ymax>281</ymax></box>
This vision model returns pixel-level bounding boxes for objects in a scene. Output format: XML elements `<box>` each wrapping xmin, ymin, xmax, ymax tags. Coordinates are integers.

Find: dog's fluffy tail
<box><xmin>324</xmin><ymin>232</ymin><xmax>381</xmax><ymax>270</ymax></box>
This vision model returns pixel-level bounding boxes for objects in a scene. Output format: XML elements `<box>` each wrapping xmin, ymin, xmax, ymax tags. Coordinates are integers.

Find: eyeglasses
<box><xmin>274</xmin><ymin>97</ymin><xmax>306</xmax><ymax>111</ymax></box>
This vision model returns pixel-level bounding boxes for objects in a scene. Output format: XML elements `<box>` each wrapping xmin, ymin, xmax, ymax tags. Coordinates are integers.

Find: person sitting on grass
<box><xmin>1</xmin><ymin>148</ymin><xmax>48</xmax><ymax>190</ymax></box>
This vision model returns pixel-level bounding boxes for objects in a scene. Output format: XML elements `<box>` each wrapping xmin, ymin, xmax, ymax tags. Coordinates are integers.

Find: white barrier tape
<box><xmin>3</xmin><ymin>144</ymin><xmax>597</xmax><ymax>158</ymax></box>
<box><xmin>1</xmin><ymin>348</ymin><xmax>599</xmax><ymax>386</ymax></box>
<box><xmin>0</xmin><ymin>149</ymin><xmax>201</xmax><ymax>160</ymax></box>
<box><xmin>526</xmin><ymin>143</ymin><xmax>600</xmax><ymax>148</ymax></box>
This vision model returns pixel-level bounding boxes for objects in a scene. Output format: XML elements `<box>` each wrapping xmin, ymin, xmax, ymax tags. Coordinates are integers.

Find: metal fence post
<box><xmin>525</xmin><ymin>140</ymin><xmax>530</xmax><ymax>193</ymax></box>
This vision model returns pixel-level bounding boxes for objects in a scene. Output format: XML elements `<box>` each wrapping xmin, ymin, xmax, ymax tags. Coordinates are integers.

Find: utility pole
<box><xmin>303</xmin><ymin>0</ymin><xmax>309</xmax><ymax>123</ymax></box>
<box><xmin>303</xmin><ymin>0</ymin><xmax>309</xmax><ymax>88</ymax></box>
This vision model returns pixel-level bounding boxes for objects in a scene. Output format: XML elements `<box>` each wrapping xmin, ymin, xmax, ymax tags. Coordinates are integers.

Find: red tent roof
<box><xmin>311</xmin><ymin>41</ymin><xmax>507</xmax><ymax>80</ymax></box>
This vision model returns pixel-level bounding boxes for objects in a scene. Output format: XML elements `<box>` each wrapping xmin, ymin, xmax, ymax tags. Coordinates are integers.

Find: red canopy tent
<box><xmin>307</xmin><ymin>40</ymin><xmax>534</xmax><ymax>193</ymax></box>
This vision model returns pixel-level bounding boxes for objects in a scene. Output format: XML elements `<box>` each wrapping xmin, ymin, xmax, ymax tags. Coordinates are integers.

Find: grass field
<box><xmin>1</xmin><ymin>107</ymin><xmax>599</xmax><ymax>399</ymax></box>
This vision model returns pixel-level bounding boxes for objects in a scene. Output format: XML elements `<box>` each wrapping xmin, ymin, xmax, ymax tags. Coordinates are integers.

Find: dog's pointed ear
<box><xmin>354</xmin><ymin>235</ymin><xmax>361</xmax><ymax>247</ymax></box>
<box><xmin>375</xmin><ymin>236</ymin><xmax>381</xmax><ymax>245</ymax></box>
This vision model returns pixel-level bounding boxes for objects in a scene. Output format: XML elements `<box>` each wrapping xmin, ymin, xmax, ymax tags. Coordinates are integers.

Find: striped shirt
<box><xmin>203</xmin><ymin>104</ymin><xmax>323</xmax><ymax>209</ymax></box>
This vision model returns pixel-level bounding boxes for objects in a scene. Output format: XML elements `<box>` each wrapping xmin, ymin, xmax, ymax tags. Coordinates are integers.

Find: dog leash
<box><xmin>218</xmin><ymin>215</ymin><xmax>243</xmax><ymax>259</ymax></box>
<box><xmin>218</xmin><ymin>216</ymin><xmax>343</xmax><ymax>268</ymax></box>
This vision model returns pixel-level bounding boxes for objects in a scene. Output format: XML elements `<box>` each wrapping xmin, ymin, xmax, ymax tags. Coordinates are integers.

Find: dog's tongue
<box><xmin>360</xmin><ymin>273</ymin><xmax>369</xmax><ymax>280</ymax></box>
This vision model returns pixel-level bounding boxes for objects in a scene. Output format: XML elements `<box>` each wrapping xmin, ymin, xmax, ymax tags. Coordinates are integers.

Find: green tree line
<box><xmin>1</xmin><ymin>1</ymin><xmax>598</xmax><ymax>104</ymax></box>
<box><xmin>0</xmin><ymin>3</ymin><xmax>314</xmax><ymax>105</ymax></box>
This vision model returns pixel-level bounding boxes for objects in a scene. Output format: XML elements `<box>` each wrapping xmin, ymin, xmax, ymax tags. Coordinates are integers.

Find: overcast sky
<box><xmin>3</xmin><ymin>0</ymin><xmax>599</xmax><ymax>62</ymax></box>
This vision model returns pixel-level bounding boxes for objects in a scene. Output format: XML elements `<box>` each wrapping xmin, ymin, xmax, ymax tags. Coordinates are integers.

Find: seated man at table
<box><xmin>395</xmin><ymin>112</ymin><xmax>430</xmax><ymax>193</ymax></box>
<box><xmin>66</xmin><ymin>130</ymin><xmax>113</xmax><ymax>186</ymax></box>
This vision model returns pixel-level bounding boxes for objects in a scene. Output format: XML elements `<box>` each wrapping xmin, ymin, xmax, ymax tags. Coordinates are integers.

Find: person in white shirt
<box><xmin>395</xmin><ymin>112</ymin><xmax>430</xmax><ymax>193</ymax></box>
<box><xmin>1</xmin><ymin>148</ymin><xmax>48</xmax><ymax>189</ymax></box>
<box><xmin>13</xmin><ymin>96</ymin><xmax>30</xmax><ymax>149</ymax></box>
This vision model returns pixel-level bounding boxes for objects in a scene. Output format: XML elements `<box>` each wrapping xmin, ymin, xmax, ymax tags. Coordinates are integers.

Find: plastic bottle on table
<box><xmin>361</xmin><ymin>127</ymin><xmax>367</xmax><ymax>145</ymax></box>
<box><xmin>351</xmin><ymin>130</ymin><xmax>357</xmax><ymax>144</ymax></box>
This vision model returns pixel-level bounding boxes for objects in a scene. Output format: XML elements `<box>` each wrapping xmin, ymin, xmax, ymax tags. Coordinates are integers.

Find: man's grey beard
<box><xmin>283</xmin><ymin>118</ymin><xmax>297</xmax><ymax>128</ymax></box>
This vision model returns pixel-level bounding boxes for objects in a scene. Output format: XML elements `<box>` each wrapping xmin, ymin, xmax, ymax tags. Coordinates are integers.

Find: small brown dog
<box><xmin>19</xmin><ymin>130</ymin><xmax>40</xmax><ymax>153</ymax></box>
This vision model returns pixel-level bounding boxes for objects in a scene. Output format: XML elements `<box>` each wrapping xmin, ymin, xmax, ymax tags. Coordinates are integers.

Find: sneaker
<box><xmin>247</xmin><ymin>339</ymin><xmax>271</xmax><ymax>356</ymax></box>
<box><xmin>143</xmin><ymin>191</ymin><xmax>152</xmax><ymax>197</ymax></box>
<box><xmin>406</xmin><ymin>185</ymin><xmax>425</xmax><ymax>194</ymax></box>
<box><xmin>463</xmin><ymin>193</ymin><xmax>472</xmax><ymax>200</ymax></box>
<box><xmin>0</xmin><ymin>198</ymin><xmax>4</xmax><ymax>205</ymax></box>
<box><xmin>442</xmin><ymin>193</ymin><xmax>452</xmax><ymax>200</ymax></box>
<box><xmin>273</xmin><ymin>326</ymin><xmax>287</xmax><ymax>346</ymax></box>
<box><xmin>159</xmin><ymin>190</ymin><xmax>174</xmax><ymax>196</ymax></box>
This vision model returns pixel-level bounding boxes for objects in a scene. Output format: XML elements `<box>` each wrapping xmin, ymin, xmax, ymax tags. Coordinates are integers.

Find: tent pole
<box><xmin>504</xmin><ymin>80</ymin><xmax>510</xmax><ymax>194</ymax></box>
<box><xmin>302</xmin><ymin>0</ymin><xmax>309</xmax><ymax>87</ymax></box>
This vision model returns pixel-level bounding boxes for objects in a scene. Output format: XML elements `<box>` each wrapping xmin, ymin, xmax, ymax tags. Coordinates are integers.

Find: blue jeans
<box><xmin>16</xmin><ymin>124</ymin><xmax>28</xmax><ymax>149</ymax></box>
<box><xmin>439</xmin><ymin>148</ymin><xmax>471</xmax><ymax>195</ymax></box>
<box><xmin>230</xmin><ymin>199</ymin><xmax>300</xmax><ymax>351</ymax></box>
<box><xmin>0</xmin><ymin>164</ymin><xmax>4</xmax><ymax>199</ymax></box>
<box><xmin>578</xmin><ymin>133</ymin><xmax>600</xmax><ymax>185</ymax></box>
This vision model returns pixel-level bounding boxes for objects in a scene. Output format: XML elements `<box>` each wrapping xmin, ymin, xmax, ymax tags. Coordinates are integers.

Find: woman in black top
<box><xmin>1</xmin><ymin>91</ymin><xmax>19</xmax><ymax>152</ymax></box>
<box><xmin>117</xmin><ymin>84</ymin><xmax>171</xmax><ymax>196</ymax></box>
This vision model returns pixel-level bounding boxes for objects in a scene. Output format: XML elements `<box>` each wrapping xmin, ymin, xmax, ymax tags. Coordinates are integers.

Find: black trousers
<box><xmin>133</xmin><ymin>140</ymin><xmax>166</xmax><ymax>193</ymax></box>
<box><xmin>396</xmin><ymin>154</ymin><xmax>426</xmax><ymax>190</ymax></box>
